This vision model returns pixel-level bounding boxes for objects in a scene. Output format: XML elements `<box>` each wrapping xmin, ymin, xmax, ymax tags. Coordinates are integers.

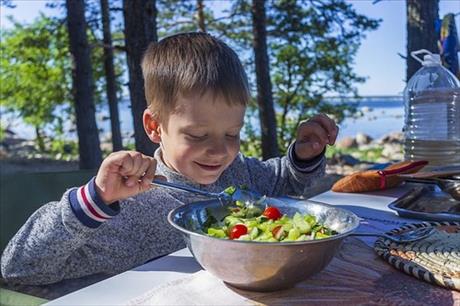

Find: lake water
<box><xmin>337</xmin><ymin>99</ymin><xmax>404</xmax><ymax>140</ymax></box>
<box><xmin>2</xmin><ymin>98</ymin><xmax>405</xmax><ymax>142</ymax></box>
<box><xmin>106</xmin><ymin>98</ymin><xmax>405</xmax><ymax>142</ymax></box>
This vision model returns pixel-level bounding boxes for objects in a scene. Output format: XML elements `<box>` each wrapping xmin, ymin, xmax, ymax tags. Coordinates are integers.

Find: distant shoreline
<box><xmin>1</xmin><ymin>97</ymin><xmax>405</xmax><ymax>142</ymax></box>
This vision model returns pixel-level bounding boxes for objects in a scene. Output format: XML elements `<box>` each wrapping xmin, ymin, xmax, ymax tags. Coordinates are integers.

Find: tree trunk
<box><xmin>251</xmin><ymin>0</ymin><xmax>279</xmax><ymax>159</ymax></box>
<box><xmin>123</xmin><ymin>0</ymin><xmax>157</xmax><ymax>157</ymax></box>
<box><xmin>66</xmin><ymin>0</ymin><xmax>102</xmax><ymax>169</ymax></box>
<box><xmin>406</xmin><ymin>0</ymin><xmax>439</xmax><ymax>81</ymax></box>
<box><xmin>101</xmin><ymin>0</ymin><xmax>123</xmax><ymax>152</ymax></box>
<box><xmin>196</xmin><ymin>0</ymin><xmax>206</xmax><ymax>32</ymax></box>
<box><xmin>35</xmin><ymin>126</ymin><xmax>45</xmax><ymax>152</ymax></box>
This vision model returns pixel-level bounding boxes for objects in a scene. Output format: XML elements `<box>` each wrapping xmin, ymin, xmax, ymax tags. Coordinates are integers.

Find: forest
<box><xmin>0</xmin><ymin>0</ymin><xmax>443</xmax><ymax>169</ymax></box>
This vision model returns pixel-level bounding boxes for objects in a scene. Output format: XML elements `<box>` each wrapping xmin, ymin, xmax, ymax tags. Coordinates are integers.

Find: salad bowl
<box><xmin>168</xmin><ymin>198</ymin><xmax>360</xmax><ymax>291</ymax></box>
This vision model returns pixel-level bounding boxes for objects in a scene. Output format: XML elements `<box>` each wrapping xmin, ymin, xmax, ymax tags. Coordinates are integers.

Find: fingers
<box><xmin>118</xmin><ymin>152</ymin><xmax>156</xmax><ymax>188</ymax></box>
<box><xmin>298</xmin><ymin>120</ymin><xmax>329</xmax><ymax>148</ymax></box>
<box><xmin>140</xmin><ymin>159</ymin><xmax>157</xmax><ymax>187</ymax></box>
<box><xmin>295</xmin><ymin>113</ymin><xmax>339</xmax><ymax>160</ymax></box>
<box><xmin>295</xmin><ymin>138</ymin><xmax>323</xmax><ymax>159</ymax></box>
<box><xmin>310</xmin><ymin>114</ymin><xmax>339</xmax><ymax>145</ymax></box>
<box><xmin>296</xmin><ymin>123</ymin><xmax>324</xmax><ymax>159</ymax></box>
<box><xmin>95</xmin><ymin>151</ymin><xmax>160</xmax><ymax>204</ymax></box>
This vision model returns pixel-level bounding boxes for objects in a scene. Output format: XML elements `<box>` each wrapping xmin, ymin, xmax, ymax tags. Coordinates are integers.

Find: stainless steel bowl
<box><xmin>168</xmin><ymin>198</ymin><xmax>360</xmax><ymax>291</ymax></box>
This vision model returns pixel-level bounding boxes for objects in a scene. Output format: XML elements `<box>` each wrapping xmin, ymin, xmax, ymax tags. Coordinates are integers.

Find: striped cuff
<box><xmin>69</xmin><ymin>177</ymin><xmax>120</xmax><ymax>228</ymax></box>
<box><xmin>288</xmin><ymin>142</ymin><xmax>325</xmax><ymax>173</ymax></box>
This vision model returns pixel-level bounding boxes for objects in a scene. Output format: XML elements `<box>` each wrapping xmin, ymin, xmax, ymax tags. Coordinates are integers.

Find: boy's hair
<box><xmin>141</xmin><ymin>32</ymin><xmax>249</xmax><ymax>121</ymax></box>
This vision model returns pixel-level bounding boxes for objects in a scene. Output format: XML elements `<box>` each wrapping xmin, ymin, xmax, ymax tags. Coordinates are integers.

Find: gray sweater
<box><xmin>1</xmin><ymin>145</ymin><xmax>325</xmax><ymax>285</ymax></box>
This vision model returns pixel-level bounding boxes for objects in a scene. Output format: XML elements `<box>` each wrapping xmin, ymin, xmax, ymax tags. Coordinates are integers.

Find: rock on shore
<box><xmin>327</xmin><ymin>131</ymin><xmax>404</xmax><ymax>175</ymax></box>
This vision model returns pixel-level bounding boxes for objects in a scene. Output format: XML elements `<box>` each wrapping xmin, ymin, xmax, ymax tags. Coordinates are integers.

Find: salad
<box><xmin>204</xmin><ymin>197</ymin><xmax>338</xmax><ymax>242</ymax></box>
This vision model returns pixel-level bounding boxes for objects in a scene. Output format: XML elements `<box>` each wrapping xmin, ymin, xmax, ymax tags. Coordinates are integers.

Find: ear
<box><xmin>143</xmin><ymin>109</ymin><xmax>162</xmax><ymax>143</ymax></box>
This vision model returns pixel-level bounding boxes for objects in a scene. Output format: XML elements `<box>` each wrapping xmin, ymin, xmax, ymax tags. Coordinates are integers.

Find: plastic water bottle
<box><xmin>403</xmin><ymin>49</ymin><xmax>460</xmax><ymax>169</ymax></box>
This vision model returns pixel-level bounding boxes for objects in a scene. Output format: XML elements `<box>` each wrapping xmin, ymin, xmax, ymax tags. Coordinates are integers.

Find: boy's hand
<box><xmin>294</xmin><ymin>113</ymin><xmax>338</xmax><ymax>160</ymax></box>
<box><xmin>95</xmin><ymin>151</ymin><xmax>160</xmax><ymax>205</ymax></box>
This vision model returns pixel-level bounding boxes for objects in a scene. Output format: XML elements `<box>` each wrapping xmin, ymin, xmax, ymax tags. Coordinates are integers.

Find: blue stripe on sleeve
<box><xmin>87</xmin><ymin>177</ymin><xmax>120</xmax><ymax>216</ymax></box>
<box><xmin>69</xmin><ymin>188</ymin><xmax>104</xmax><ymax>228</ymax></box>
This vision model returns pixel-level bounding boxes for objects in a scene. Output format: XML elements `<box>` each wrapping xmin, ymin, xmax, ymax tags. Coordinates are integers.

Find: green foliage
<box><xmin>0</xmin><ymin>13</ymin><xmax>123</xmax><ymax>156</ymax></box>
<box><xmin>156</xmin><ymin>0</ymin><xmax>224</xmax><ymax>38</ymax></box>
<box><xmin>269</xmin><ymin>0</ymin><xmax>380</xmax><ymax>131</ymax></box>
<box><xmin>217</xmin><ymin>0</ymin><xmax>380</xmax><ymax>158</ymax></box>
<box><xmin>124</xmin><ymin>142</ymin><xmax>136</xmax><ymax>151</ymax></box>
<box><xmin>83</xmin><ymin>1</ymin><xmax>126</xmax><ymax>109</ymax></box>
<box><xmin>49</xmin><ymin>138</ymin><xmax>79</xmax><ymax>160</ymax></box>
<box><xmin>0</xmin><ymin>123</ymin><xmax>5</xmax><ymax>142</ymax></box>
<box><xmin>157</xmin><ymin>0</ymin><xmax>199</xmax><ymax>35</ymax></box>
<box><xmin>326</xmin><ymin>146</ymin><xmax>384</xmax><ymax>163</ymax></box>
<box><xmin>1</xmin><ymin>1</ymin><xmax>381</xmax><ymax>162</ymax></box>
<box><xmin>239</xmin><ymin>103</ymin><xmax>261</xmax><ymax>157</ymax></box>
<box><xmin>0</xmin><ymin>15</ymin><xmax>71</xmax><ymax>131</ymax></box>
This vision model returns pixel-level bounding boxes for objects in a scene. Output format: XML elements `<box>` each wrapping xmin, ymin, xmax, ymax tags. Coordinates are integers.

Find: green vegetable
<box><xmin>202</xmin><ymin>213</ymin><xmax>218</xmax><ymax>232</ymax></box>
<box><xmin>287</xmin><ymin>227</ymin><xmax>301</xmax><ymax>240</ymax></box>
<box><xmin>208</xmin><ymin>228</ymin><xmax>227</xmax><ymax>238</ymax></box>
<box><xmin>205</xmin><ymin>204</ymin><xmax>337</xmax><ymax>242</ymax></box>
<box><xmin>223</xmin><ymin>186</ymin><xmax>236</xmax><ymax>196</ymax></box>
<box><xmin>249</xmin><ymin>227</ymin><xmax>259</xmax><ymax>239</ymax></box>
<box><xmin>293</xmin><ymin>213</ymin><xmax>311</xmax><ymax>234</ymax></box>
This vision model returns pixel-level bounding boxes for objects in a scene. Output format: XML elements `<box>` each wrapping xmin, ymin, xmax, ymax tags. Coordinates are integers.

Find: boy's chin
<box><xmin>193</xmin><ymin>175</ymin><xmax>220</xmax><ymax>186</ymax></box>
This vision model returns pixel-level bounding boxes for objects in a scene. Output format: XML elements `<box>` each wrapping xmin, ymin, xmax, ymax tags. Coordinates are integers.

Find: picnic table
<box><xmin>1</xmin><ymin>175</ymin><xmax>458</xmax><ymax>305</ymax></box>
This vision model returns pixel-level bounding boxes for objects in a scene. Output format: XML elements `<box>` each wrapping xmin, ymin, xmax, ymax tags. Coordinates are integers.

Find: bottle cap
<box><xmin>411</xmin><ymin>49</ymin><xmax>441</xmax><ymax>67</ymax></box>
<box><xmin>422</xmin><ymin>54</ymin><xmax>441</xmax><ymax>66</ymax></box>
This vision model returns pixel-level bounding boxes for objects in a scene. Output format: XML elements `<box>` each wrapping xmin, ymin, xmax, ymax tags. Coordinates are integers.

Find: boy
<box><xmin>1</xmin><ymin>32</ymin><xmax>337</xmax><ymax>285</ymax></box>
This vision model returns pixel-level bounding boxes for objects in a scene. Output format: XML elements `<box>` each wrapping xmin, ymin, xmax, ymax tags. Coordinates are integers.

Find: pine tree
<box><xmin>66</xmin><ymin>0</ymin><xmax>102</xmax><ymax>168</ymax></box>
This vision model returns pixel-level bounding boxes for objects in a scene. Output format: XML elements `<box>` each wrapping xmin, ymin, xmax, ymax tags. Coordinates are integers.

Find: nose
<box><xmin>206</xmin><ymin>138</ymin><xmax>227</xmax><ymax>158</ymax></box>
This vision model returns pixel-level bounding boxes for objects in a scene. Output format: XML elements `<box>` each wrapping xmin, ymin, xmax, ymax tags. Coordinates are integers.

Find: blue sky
<box><xmin>1</xmin><ymin>0</ymin><xmax>459</xmax><ymax>96</ymax></box>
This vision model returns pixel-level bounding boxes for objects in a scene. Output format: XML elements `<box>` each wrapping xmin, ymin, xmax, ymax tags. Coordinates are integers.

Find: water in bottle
<box><xmin>403</xmin><ymin>50</ymin><xmax>460</xmax><ymax>169</ymax></box>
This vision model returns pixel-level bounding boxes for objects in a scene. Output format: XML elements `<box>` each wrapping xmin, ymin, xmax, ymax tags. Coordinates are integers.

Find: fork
<box><xmin>151</xmin><ymin>179</ymin><xmax>263</xmax><ymax>205</ymax></box>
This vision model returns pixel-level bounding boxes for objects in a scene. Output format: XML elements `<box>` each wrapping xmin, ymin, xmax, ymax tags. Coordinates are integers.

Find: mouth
<box><xmin>194</xmin><ymin>161</ymin><xmax>222</xmax><ymax>171</ymax></box>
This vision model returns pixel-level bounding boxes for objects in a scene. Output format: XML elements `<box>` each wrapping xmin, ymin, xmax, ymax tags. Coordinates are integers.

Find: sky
<box><xmin>1</xmin><ymin>0</ymin><xmax>459</xmax><ymax>96</ymax></box>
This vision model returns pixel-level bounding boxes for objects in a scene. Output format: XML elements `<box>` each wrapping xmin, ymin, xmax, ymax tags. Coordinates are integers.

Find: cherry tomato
<box><xmin>229</xmin><ymin>224</ymin><xmax>248</xmax><ymax>239</ymax></box>
<box><xmin>263</xmin><ymin>206</ymin><xmax>282</xmax><ymax>220</ymax></box>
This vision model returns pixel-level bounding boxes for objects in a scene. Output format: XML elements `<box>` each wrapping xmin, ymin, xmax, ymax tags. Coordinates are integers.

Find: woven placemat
<box><xmin>374</xmin><ymin>221</ymin><xmax>460</xmax><ymax>291</ymax></box>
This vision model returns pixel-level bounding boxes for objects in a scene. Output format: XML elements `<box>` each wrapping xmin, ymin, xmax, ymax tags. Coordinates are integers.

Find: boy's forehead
<box><xmin>170</xmin><ymin>93</ymin><xmax>245</xmax><ymax>124</ymax></box>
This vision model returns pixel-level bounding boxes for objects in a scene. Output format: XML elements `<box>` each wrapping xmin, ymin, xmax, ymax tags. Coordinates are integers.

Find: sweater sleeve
<box><xmin>68</xmin><ymin>177</ymin><xmax>120</xmax><ymax>228</ymax></box>
<box><xmin>244</xmin><ymin>142</ymin><xmax>326</xmax><ymax>197</ymax></box>
<box><xmin>0</xmin><ymin>179</ymin><xmax>122</xmax><ymax>285</ymax></box>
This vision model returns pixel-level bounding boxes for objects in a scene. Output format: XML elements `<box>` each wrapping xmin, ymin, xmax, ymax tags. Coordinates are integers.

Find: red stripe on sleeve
<box><xmin>80</xmin><ymin>186</ymin><xmax>108</xmax><ymax>220</ymax></box>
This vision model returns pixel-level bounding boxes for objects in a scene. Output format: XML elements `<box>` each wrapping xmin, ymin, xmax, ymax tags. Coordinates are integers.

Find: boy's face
<box><xmin>153</xmin><ymin>91</ymin><xmax>245</xmax><ymax>185</ymax></box>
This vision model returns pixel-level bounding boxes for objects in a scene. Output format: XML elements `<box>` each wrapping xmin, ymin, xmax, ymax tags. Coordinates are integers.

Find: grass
<box><xmin>326</xmin><ymin>146</ymin><xmax>384</xmax><ymax>163</ymax></box>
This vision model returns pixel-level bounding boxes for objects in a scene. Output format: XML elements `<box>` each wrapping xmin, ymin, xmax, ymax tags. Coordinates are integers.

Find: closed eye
<box><xmin>186</xmin><ymin>133</ymin><xmax>207</xmax><ymax>140</ymax></box>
